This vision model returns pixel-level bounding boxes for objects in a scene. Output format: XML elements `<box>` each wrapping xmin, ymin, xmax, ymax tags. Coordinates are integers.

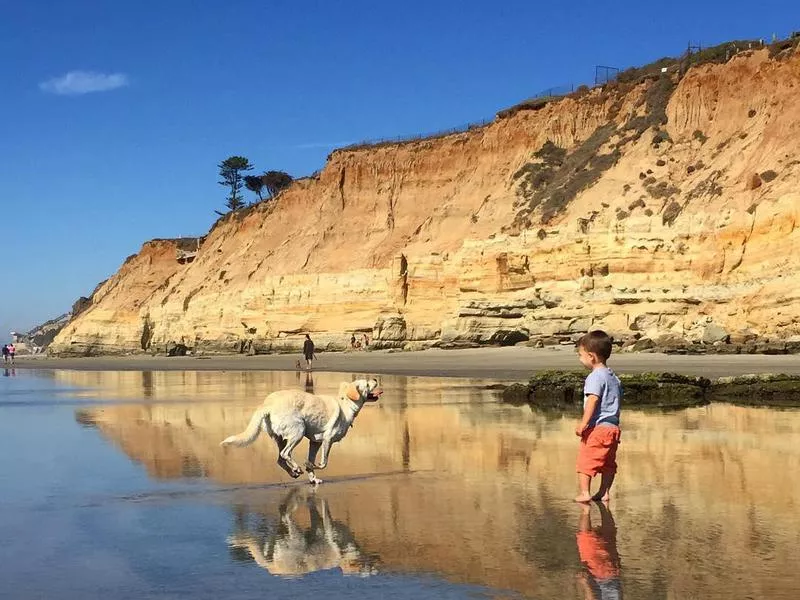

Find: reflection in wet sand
<box><xmin>57</xmin><ymin>369</ymin><xmax>800</xmax><ymax>599</ymax></box>
<box><xmin>576</xmin><ymin>503</ymin><xmax>622</xmax><ymax>600</ymax></box>
<box><xmin>228</xmin><ymin>487</ymin><xmax>378</xmax><ymax>577</ymax></box>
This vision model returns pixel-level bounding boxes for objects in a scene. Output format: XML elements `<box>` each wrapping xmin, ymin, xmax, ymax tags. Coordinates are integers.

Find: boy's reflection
<box><xmin>3</xmin><ymin>368</ymin><xmax>15</xmax><ymax>377</ymax></box>
<box><xmin>576</xmin><ymin>502</ymin><xmax>622</xmax><ymax>600</ymax></box>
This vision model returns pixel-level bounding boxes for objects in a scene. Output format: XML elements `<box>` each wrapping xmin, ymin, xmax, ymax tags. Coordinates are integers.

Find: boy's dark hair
<box><xmin>577</xmin><ymin>330</ymin><xmax>613</xmax><ymax>361</ymax></box>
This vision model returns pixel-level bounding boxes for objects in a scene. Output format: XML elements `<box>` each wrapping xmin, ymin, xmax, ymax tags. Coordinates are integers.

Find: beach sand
<box><xmin>12</xmin><ymin>346</ymin><xmax>800</xmax><ymax>379</ymax></box>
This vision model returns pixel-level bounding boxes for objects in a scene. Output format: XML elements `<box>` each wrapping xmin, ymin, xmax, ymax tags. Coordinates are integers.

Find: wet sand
<box><xmin>3</xmin><ymin>369</ymin><xmax>800</xmax><ymax>599</ymax></box>
<box><xmin>13</xmin><ymin>345</ymin><xmax>800</xmax><ymax>379</ymax></box>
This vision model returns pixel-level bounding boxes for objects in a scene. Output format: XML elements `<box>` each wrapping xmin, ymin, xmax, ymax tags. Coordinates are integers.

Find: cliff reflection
<box><xmin>60</xmin><ymin>369</ymin><xmax>800</xmax><ymax>599</ymax></box>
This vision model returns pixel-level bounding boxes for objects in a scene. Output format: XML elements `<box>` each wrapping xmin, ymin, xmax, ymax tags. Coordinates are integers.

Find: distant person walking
<box><xmin>1</xmin><ymin>344</ymin><xmax>8</xmax><ymax>364</ymax></box>
<box><xmin>362</xmin><ymin>334</ymin><xmax>369</xmax><ymax>349</ymax></box>
<box><xmin>302</xmin><ymin>334</ymin><xmax>316</xmax><ymax>371</ymax></box>
<box><xmin>7</xmin><ymin>343</ymin><xmax>16</xmax><ymax>365</ymax></box>
<box><xmin>350</xmin><ymin>334</ymin><xmax>357</xmax><ymax>350</ymax></box>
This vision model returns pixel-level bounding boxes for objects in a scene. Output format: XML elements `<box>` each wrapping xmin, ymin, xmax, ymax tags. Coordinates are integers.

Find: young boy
<box><xmin>575</xmin><ymin>330</ymin><xmax>622</xmax><ymax>503</ymax></box>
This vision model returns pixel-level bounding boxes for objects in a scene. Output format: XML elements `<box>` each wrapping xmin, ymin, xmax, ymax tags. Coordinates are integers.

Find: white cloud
<box><xmin>39</xmin><ymin>71</ymin><xmax>129</xmax><ymax>96</ymax></box>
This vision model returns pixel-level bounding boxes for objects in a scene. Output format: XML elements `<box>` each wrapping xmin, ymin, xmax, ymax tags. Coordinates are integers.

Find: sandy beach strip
<box><xmin>12</xmin><ymin>346</ymin><xmax>800</xmax><ymax>379</ymax></box>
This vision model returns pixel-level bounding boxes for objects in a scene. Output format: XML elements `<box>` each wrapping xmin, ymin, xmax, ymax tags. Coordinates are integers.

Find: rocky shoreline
<box><xmin>502</xmin><ymin>371</ymin><xmax>800</xmax><ymax>408</ymax></box>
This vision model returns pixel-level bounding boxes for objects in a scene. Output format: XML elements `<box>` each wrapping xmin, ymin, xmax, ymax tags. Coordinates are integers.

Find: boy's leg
<box><xmin>592</xmin><ymin>434</ymin><xmax>619</xmax><ymax>501</ymax></box>
<box><xmin>592</xmin><ymin>472</ymin><xmax>615</xmax><ymax>502</ymax></box>
<box><xmin>575</xmin><ymin>473</ymin><xmax>593</xmax><ymax>503</ymax></box>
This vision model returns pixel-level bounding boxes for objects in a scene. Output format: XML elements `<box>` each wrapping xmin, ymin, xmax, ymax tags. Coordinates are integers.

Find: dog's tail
<box><xmin>220</xmin><ymin>405</ymin><xmax>269</xmax><ymax>447</ymax></box>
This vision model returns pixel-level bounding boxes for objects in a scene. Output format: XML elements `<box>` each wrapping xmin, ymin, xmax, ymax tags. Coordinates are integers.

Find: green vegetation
<box><xmin>502</xmin><ymin>371</ymin><xmax>710</xmax><ymax>409</ymax></box>
<box><xmin>218</xmin><ymin>156</ymin><xmax>253</xmax><ymax>212</ymax></box>
<box><xmin>262</xmin><ymin>170</ymin><xmax>294</xmax><ymax>198</ymax></box>
<box><xmin>686</xmin><ymin>170</ymin><xmax>724</xmax><ymax>201</ymax></box>
<box><xmin>513</xmin><ymin>124</ymin><xmax>621</xmax><ymax>225</ymax></box>
<box><xmin>217</xmin><ymin>160</ymin><xmax>294</xmax><ymax>215</ymax></box>
<box><xmin>502</xmin><ymin>371</ymin><xmax>800</xmax><ymax>409</ymax></box>
<box><xmin>662</xmin><ymin>201</ymin><xmax>683</xmax><ymax>226</ymax></box>
<box><xmin>646</xmin><ymin>181</ymin><xmax>681</xmax><ymax>200</ymax></box>
<box><xmin>244</xmin><ymin>175</ymin><xmax>265</xmax><ymax>201</ymax></box>
<box><xmin>760</xmin><ymin>170</ymin><xmax>778</xmax><ymax>183</ymax></box>
<box><xmin>708</xmin><ymin>374</ymin><xmax>800</xmax><ymax>407</ymax></box>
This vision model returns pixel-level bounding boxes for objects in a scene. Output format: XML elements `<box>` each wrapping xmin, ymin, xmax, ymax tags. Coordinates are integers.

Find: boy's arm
<box><xmin>575</xmin><ymin>394</ymin><xmax>600</xmax><ymax>436</ymax></box>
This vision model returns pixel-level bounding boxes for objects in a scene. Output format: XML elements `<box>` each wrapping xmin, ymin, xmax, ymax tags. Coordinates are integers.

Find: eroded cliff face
<box><xmin>52</xmin><ymin>48</ymin><xmax>800</xmax><ymax>356</ymax></box>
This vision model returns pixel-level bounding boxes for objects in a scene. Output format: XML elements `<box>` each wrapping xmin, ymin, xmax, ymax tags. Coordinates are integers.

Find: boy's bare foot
<box><xmin>574</xmin><ymin>492</ymin><xmax>593</xmax><ymax>503</ymax></box>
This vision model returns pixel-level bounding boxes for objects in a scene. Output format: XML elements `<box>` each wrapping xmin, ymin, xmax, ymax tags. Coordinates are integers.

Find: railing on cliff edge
<box><xmin>326</xmin><ymin>35</ymin><xmax>798</xmax><ymax>157</ymax></box>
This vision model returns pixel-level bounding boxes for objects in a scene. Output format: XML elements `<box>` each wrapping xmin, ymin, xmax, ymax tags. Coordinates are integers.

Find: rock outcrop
<box><xmin>51</xmin><ymin>44</ymin><xmax>800</xmax><ymax>356</ymax></box>
<box><xmin>26</xmin><ymin>312</ymin><xmax>71</xmax><ymax>352</ymax></box>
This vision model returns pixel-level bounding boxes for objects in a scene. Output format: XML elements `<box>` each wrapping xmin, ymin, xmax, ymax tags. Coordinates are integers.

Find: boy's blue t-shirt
<box><xmin>583</xmin><ymin>367</ymin><xmax>622</xmax><ymax>427</ymax></box>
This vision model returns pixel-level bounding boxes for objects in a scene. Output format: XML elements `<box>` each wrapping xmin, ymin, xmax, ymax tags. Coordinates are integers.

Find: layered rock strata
<box><xmin>51</xmin><ymin>47</ymin><xmax>800</xmax><ymax>356</ymax></box>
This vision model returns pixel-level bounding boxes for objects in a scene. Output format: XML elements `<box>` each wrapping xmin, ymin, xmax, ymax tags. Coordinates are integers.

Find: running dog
<box><xmin>220</xmin><ymin>378</ymin><xmax>383</xmax><ymax>484</ymax></box>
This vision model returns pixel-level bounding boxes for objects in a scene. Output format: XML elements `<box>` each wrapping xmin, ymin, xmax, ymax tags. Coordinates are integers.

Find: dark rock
<box><xmin>621</xmin><ymin>372</ymin><xmax>710</xmax><ymax>407</ymax></box>
<box><xmin>512</xmin><ymin>371</ymin><xmax>800</xmax><ymax>410</ymax></box>
<box><xmin>700</xmin><ymin>323</ymin><xmax>729</xmax><ymax>344</ymax></box>
<box><xmin>72</xmin><ymin>296</ymin><xmax>92</xmax><ymax>318</ymax></box>
<box><xmin>711</xmin><ymin>374</ymin><xmax>800</xmax><ymax>406</ymax></box>
<box><xmin>374</xmin><ymin>316</ymin><xmax>407</xmax><ymax>342</ymax></box>
<box><xmin>785</xmin><ymin>339</ymin><xmax>800</xmax><ymax>353</ymax></box>
<box><xmin>489</xmin><ymin>329</ymin><xmax>530</xmax><ymax>346</ymax></box>
<box><xmin>757</xmin><ymin>342</ymin><xmax>787</xmax><ymax>355</ymax></box>
<box><xmin>166</xmin><ymin>343</ymin><xmax>189</xmax><ymax>357</ymax></box>
<box><xmin>524</xmin><ymin>371</ymin><xmax>710</xmax><ymax>409</ymax></box>
<box><xmin>661</xmin><ymin>346</ymin><xmax>689</xmax><ymax>355</ymax></box>
<box><xmin>501</xmin><ymin>383</ymin><xmax>531</xmax><ymax>405</ymax></box>
<box><xmin>630</xmin><ymin>337</ymin><xmax>656</xmax><ymax>352</ymax></box>
<box><xmin>706</xmin><ymin>344</ymin><xmax>741</xmax><ymax>355</ymax></box>
<box><xmin>729</xmin><ymin>329</ymin><xmax>758</xmax><ymax>345</ymax></box>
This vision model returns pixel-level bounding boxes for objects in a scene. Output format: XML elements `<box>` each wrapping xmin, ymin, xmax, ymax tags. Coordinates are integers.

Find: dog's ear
<box><xmin>340</xmin><ymin>382</ymin><xmax>361</xmax><ymax>402</ymax></box>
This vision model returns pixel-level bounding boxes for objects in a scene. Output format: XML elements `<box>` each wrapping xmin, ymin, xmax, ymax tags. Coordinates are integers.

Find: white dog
<box><xmin>220</xmin><ymin>378</ymin><xmax>382</xmax><ymax>484</ymax></box>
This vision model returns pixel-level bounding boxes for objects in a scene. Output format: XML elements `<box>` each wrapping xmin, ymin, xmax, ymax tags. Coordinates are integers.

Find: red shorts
<box><xmin>577</xmin><ymin>425</ymin><xmax>620</xmax><ymax>477</ymax></box>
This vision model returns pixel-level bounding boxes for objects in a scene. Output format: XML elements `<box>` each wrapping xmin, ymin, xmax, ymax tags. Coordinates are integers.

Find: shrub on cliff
<box><xmin>262</xmin><ymin>170</ymin><xmax>293</xmax><ymax>198</ymax></box>
<box><xmin>244</xmin><ymin>175</ymin><xmax>265</xmax><ymax>201</ymax></box>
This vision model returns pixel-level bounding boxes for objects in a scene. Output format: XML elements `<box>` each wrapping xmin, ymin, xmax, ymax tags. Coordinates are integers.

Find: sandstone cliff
<box><xmin>51</xmin><ymin>44</ymin><xmax>800</xmax><ymax>356</ymax></box>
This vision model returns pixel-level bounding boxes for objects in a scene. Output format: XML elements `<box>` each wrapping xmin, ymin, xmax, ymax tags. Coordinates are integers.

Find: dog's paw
<box><xmin>308</xmin><ymin>476</ymin><xmax>323</xmax><ymax>485</ymax></box>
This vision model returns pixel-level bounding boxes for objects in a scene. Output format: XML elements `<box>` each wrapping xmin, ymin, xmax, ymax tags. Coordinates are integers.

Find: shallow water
<box><xmin>1</xmin><ymin>368</ymin><xmax>799</xmax><ymax>599</ymax></box>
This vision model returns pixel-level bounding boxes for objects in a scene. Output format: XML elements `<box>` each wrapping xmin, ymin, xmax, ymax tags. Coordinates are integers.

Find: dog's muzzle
<box><xmin>366</xmin><ymin>388</ymin><xmax>383</xmax><ymax>402</ymax></box>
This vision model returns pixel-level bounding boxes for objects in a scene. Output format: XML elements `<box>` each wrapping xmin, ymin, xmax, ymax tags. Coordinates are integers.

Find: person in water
<box><xmin>574</xmin><ymin>331</ymin><xmax>622</xmax><ymax>503</ymax></box>
<box><xmin>302</xmin><ymin>334</ymin><xmax>316</xmax><ymax>371</ymax></box>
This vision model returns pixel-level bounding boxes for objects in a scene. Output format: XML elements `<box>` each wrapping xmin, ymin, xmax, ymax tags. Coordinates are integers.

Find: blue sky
<box><xmin>1</xmin><ymin>0</ymin><xmax>798</xmax><ymax>335</ymax></box>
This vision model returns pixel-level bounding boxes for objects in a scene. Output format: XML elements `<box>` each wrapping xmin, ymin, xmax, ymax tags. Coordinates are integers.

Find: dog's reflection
<box><xmin>228</xmin><ymin>488</ymin><xmax>379</xmax><ymax>577</ymax></box>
